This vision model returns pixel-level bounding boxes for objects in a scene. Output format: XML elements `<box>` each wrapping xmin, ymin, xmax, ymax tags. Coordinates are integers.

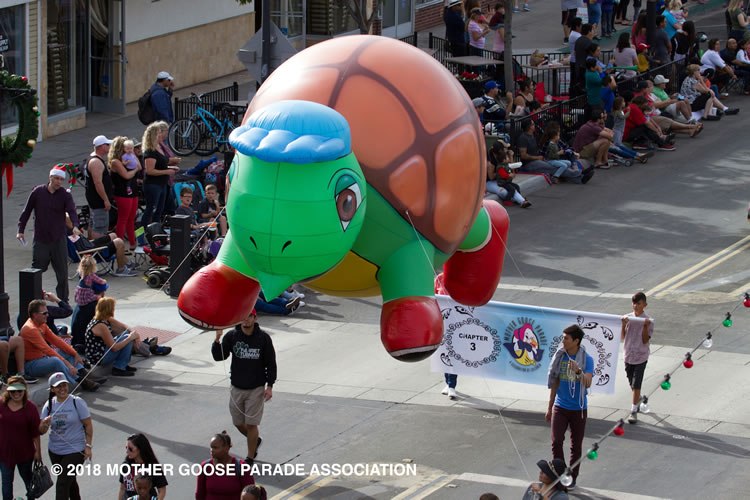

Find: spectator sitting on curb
<box><xmin>650</xmin><ymin>75</ymin><xmax>694</xmax><ymax>122</ymax></box>
<box><xmin>610</xmin><ymin>97</ymin><xmax>652</xmax><ymax>163</ymax></box>
<box><xmin>701</xmin><ymin>39</ymin><xmax>737</xmax><ymax>92</ymax></box>
<box><xmin>623</xmin><ymin>96</ymin><xmax>676</xmax><ymax>150</ymax></box>
<box><xmin>487</xmin><ymin>140</ymin><xmax>532</xmax><ymax>206</ymax></box>
<box><xmin>572</xmin><ymin>106</ymin><xmax>614</xmax><ymax>169</ymax></box>
<box><xmin>519</xmin><ymin>120</ymin><xmax>584</xmax><ymax>183</ymax></box>
<box><xmin>639</xmin><ymin>80</ymin><xmax>702</xmax><ymax>136</ymax></box>
<box><xmin>540</xmin><ymin>122</ymin><xmax>588</xmax><ymax>184</ymax></box>
<box><xmin>20</xmin><ymin>300</ymin><xmax>99</xmax><ymax>391</ymax></box>
<box><xmin>679</xmin><ymin>64</ymin><xmax>738</xmax><ymax>121</ymax></box>
<box><xmin>522</xmin><ymin>458</ymin><xmax>570</xmax><ymax>499</ymax></box>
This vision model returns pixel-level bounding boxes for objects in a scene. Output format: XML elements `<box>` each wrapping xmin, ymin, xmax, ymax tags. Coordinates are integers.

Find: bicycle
<box><xmin>168</xmin><ymin>93</ymin><xmax>241</xmax><ymax>156</ymax></box>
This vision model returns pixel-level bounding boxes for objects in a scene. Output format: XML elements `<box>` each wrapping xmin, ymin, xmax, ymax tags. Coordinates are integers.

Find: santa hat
<box><xmin>250</xmin><ymin>308</ymin><xmax>257</xmax><ymax>317</ymax></box>
<box><xmin>49</xmin><ymin>165</ymin><xmax>67</xmax><ymax>179</ymax></box>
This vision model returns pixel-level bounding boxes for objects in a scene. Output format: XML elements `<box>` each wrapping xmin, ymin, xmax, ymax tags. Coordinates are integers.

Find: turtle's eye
<box><xmin>334</xmin><ymin>174</ymin><xmax>362</xmax><ymax>231</ymax></box>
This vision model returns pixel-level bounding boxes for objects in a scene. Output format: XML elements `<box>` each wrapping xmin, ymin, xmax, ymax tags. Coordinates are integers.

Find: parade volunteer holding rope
<box><xmin>545</xmin><ymin>325</ymin><xmax>593</xmax><ymax>490</ymax></box>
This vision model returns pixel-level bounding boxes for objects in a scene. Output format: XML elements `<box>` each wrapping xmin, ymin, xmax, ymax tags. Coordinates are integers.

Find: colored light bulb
<box><xmin>586</xmin><ymin>450</ymin><xmax>598</xmax><ymax>460</ymax></box>
<box><xmin>661</xmin><ymin>380</ymin><xmax>671</xmax><ymax>390</ymax></box>
<box><xmin>744</xmin><ymin>294</ymin><xmax>750</xmax><ymax>308</ymax></box>
<box><xmin>613</xmin><ymin>426</ymin><xmax>625</xmax><ymax>436</ymax></box>
<box><xmin>683</xmin><ymin>359</ymin><xmax>694</xmax><ymax>369</ymax></box>
<box><xmin>723</xmin><ymin>318</ymin><xmax>733</xmax><ymax>327</ymax></box>
<box><xmin>703</xmin><ymin>337</ymin><xmax>713</xmax><ymax>349</ymax></box>
<box><xmin>639</xmin><ymin>401</ymin><xmax>650</xmax><ymax>413</ymax></box>
<box><xmin>560</xmin><ymin>473</ymin><xmax>574</xmax><ymax>487</ymax></box>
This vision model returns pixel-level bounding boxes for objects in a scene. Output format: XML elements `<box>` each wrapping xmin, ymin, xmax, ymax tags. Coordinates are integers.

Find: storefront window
<box><xmin>47</xmin><ymin>0</ymin><xmax>85</xmax><ymax>114</ymax></box>
<box><xmin>0</xmin><ymin>3</ymin><xmax>26</xmax><ymax>128</ymax></box>
<box><xmin>271</xmin><ymin>0</ymin><xmax>304</xmax><ymax>38</ymax></box>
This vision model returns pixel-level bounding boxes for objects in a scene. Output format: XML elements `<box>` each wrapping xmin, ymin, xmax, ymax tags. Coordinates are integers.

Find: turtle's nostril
<box><xmin>281</xmin><ymin>240</ymin><xmax>292</xmax><ymax>253</ymax></box>
<box><xmin>249</xmin><ymin>236</ymin><xmax>258</xmax><ymax>249</ymax></box>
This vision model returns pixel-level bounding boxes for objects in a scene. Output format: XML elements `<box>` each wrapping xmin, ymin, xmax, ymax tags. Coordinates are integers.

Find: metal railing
<box><xmin>174</xmin><ymin>82</ymin><xmax>240</xmax><ymax>122</ymax></box>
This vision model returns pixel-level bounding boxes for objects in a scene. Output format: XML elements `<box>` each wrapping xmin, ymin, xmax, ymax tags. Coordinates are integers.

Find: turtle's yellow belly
<box><xmin>304</xmin><ymin>251</ymin><xmax>381</xmax><ymax>297</ymax></box>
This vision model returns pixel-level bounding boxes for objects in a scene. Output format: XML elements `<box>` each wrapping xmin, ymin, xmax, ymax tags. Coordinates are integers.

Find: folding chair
<box><xmin>67</xmin><ymin>236</ymin><xmax>116</xmax><ymax>280</ymax></box>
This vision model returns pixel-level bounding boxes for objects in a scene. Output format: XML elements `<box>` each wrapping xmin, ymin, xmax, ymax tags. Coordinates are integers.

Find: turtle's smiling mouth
<box><xmin>247</xmin><ymin>236</ymin><xmax>293</xmax><ymax>254</ymax></box>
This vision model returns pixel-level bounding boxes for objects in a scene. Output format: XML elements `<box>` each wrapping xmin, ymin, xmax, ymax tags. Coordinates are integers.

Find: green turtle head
<box><xmin>227</xmin><ymin>100</ymin><xmax>367</xmax><ymax>298</ymax></box>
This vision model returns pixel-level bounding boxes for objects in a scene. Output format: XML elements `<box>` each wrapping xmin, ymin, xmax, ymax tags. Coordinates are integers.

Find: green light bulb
<box><xmin>723</xmin><ymin>318</ymin><xmax>732</xmax><ymax>327</ymax></box>
<box><xmin>661</xmin><ymin>380</ymin><xmax>671</xmax><ymax>390</ymax></box>
<box><xmin>586</xmin><ymin>450</ymin><xmax>598</xmax><ymax>460</ymax></box>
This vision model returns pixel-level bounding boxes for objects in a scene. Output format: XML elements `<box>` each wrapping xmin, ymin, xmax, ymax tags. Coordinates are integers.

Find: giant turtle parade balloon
<box><xmin>177</xmin><ymin>35</ymin><xmax>509</xmax><ymax>361</ymax></box>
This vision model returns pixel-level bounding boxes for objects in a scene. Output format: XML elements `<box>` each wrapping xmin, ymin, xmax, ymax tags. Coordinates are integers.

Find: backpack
<box><xmin>137</xmin><ymin>88</ymin><xmax>156</xmax><ymax>125</ymax></box>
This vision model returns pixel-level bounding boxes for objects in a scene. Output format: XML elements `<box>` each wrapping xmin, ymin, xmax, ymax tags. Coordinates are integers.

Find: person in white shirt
<box><xmin>700</xmin><ymin>38</ymin><xmax>737</xmax><ymax>91</ymax></box>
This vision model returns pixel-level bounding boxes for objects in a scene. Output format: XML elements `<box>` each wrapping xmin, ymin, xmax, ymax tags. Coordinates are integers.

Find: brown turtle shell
<box><xmin>245</xmin><ymin>35</ymin><xmax>486</xmax><ymax>255</ymax></box>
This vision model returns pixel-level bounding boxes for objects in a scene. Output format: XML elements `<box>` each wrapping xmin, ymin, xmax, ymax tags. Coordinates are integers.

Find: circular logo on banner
<box><xmin>502</xmin><ymin>317</ymin><xmax>547</xmax><ymax>373</ymax></box>
<box><xmin>444</xmin><ymin>318</ymin><xmax>501</xmax><ymax>368</ymax></box>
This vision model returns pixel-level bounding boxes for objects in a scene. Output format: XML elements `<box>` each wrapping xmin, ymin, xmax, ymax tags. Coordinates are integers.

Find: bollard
<box><xmin>169</xmin><ymin>215</ymin><xmax>192</xmax><ymax>298</ymax></box>
<box><xmin>17</xmin><ymin>268</ymin><xmax>43</xmax><ymax>331</ymax></box>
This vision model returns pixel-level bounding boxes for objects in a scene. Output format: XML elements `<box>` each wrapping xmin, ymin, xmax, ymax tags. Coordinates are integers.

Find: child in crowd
<box><xmin>611</xmin><ymin>97</ymin><xmax>651</xmax><ymax>163</ymax></box>
<box><xmin>128</xmin><ymin>474</ymin><xmax>157</xmax><ymax>500</ymax></box>
<box><xmin>489</xmin><ymin>3</ymin><xmax>506</xmax><ymax>53</ymax></box>
<box><xmin>668</xmin><ymin>0</ymin><xmax>687</xmax><ymax>33</ymax></box>
<box><xmin>621</xmin><ymin>292</ymin><xmax>654</xmax><ymax>424</ymax></box>
<box><xmin>71</xmin><ymin>255</ymin><xmax>108</xmax><ymax>348</ymax></box>
<box><xmin>541</xmin><ymin>122</ymin><xmax>581</xmax><ymax>183</ymax></box>
<box><xmin>122</xmin><ymin>140</ymin><xmax>141</xmax><ymax>171</ymax></box>
<box><xmin>487</xmin><ymin>140</ymin><xmax>532</xmax><ymax>208</ymax></box>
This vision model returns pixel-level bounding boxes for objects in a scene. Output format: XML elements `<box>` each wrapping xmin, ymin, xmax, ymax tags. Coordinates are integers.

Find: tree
<box><xmin>337</xmin><ymin>0</ymin><xmax>383</xmax><ymax>34</ymax></box>
<box><xmin>503</xmin><ymin>0</ymin><xmax>513</xmax><ymax>98</ymax></box>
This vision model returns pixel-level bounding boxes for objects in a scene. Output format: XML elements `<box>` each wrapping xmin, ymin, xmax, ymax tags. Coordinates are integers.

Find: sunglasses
<box><xmin>37</xmin><ymin>311</ymin><xmax>49</xmax><ymax>316</ymax></box>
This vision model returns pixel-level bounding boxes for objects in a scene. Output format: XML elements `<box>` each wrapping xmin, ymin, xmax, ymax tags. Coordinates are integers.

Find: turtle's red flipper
<box><xmin>380</xmin><ymin>296</ymin><xmax>443</xmax><ymax>362</ymax></box>
<box><xmin>178</xmin><ymin>261</ymin><xmax>261</xmax><ymax>329</ymax></box>
<box><xmin>443</xmin><ymin>200</ymin><xmax>509</xmax><ymax>306</ymax></box>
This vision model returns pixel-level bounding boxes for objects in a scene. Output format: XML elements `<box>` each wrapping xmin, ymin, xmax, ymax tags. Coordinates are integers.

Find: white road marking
<box><xmin>457</xmin><ymin>472</ymin><xmax>671</xmax><ymax>499</ymax></box>
<box><xmin>497</xmin><ymin>283</ymin><xmax>632</xmax><ymax>299</ymax></box>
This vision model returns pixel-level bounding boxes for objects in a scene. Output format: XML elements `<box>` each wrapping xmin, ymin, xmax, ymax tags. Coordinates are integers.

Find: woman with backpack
<box><xmin>39</xmin><ymin>372</ymin><xmax>94</xmax><ymax>500</ymax></box>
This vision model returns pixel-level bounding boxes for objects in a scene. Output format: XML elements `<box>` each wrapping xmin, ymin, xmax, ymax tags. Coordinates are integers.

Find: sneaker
<box><xmin>657</xmin><ymin>143</ymin><xmax>676</xmax><ymax>151</ymax></box>
<box><xmin>254</xmin><ymin>436</ymin><xmax>262</xmax><ymax>459</ymax></box>
<box><xmin>111</xmin><ymin>367</ymin><xmax>135</xmax><ymax>377</ymax></box>
<box><xmin>19</xmin><ymin>373</ymin><xmax>38</xmax><ymax>384</ymax></box>
<box><xmin>581</xmin><ymin>168</ymin><xmax>595</xmax><ymax>185</ymax></box>
<box><xmin>291</xmin><ymin>291</ymin><xmax>306</xmax><ymax>299</ymax></box>
<box><xmin>512</xmin><ymin>7</ymin><xmax>520</xmax><ymax>12</ymax></box>
<box><xmin>285</xmin><ymin>296</ymin><xmax>302</xmax><ymax>313</ymax></box>
<box><xmin>520</xmin><ymin>200</ymin><xmax>532</xmax><ymax>208</ymax></box>
<box><xmin>628</xmin><ymin>411</ymin><xmax>638</xmax><ymax>424</ymax></box>
<box><xmin>151</xmin><ymin>345</ymin><xmax>172</xmax><ymax>356</ymax></box>
<box><xmin>720</xmin><ymin>92</ymin><xmax>730</xmax><ymax>98</ymax></box>
<box><xmin>447</xmin><ymin>387</ymin><xmax>457</xmax><ymax>399</ymax></box>
<box><xmin>441</xmin><ymin>385</ymin><xmax>449</xmax><ymax>395</ymax></box>
<box><xmin>80</xmin><ymin>378</ymin><xmax>100</xmax><ymax>392</ymax></box>
<box><xmin>724</xmin><ymin>107</ymin><xmax>740</xmax><ymax>115</ymax></box>
<box><xmin>113</xmin><ymin>267</ymin><xmax>138</xmax><ymax>277</ymax></box>
<box><xmin>523</xmin><ymin>3</ymin><xmax>531</xmax><ymax>11</ymax></box>
<box><xmin>125</xmin><ymin>365</ymin><xmax>138</xmax><ymax>372</ymax></box>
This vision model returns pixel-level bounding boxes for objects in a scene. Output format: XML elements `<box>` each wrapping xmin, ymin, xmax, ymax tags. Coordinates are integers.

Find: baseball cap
<box><xmin>49</xmin><ymin>165</ymin><xmax>67</xmax><ymax>179</ymax></box>
<box><xmin>484</xmin><ymin>80</ymin><xmax>499</xmax><ymax>91</ymax></box>
<box><xmin>48</xmin><ymin>372</ymin><xmax>68</xmax><ymax>387</ymax></box>
<box><xmin>636</xmin><ymin>42</ymin><xmax>650</xmax><ymax>52</ymax></box>
<box><xmin>653</xmin><ymin>74</ymin><xmax>669</xmax><ymax>84</ymax></box>
<box><xmin>93</xmin><ymin>135</ymin><xmax>112</xmax><ymax>147</ymax></box>
<box><xmin>448</xmin><ymin>0</ymin><xmax>462</xmax><ymax>6</ymax></box>
<box><xmin>156</xmin><ymin>71</ymin><xmax>173</xmax><ymax>81</ymax></box>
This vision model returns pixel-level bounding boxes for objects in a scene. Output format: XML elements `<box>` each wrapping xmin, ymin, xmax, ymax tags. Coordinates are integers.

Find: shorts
<box><xmin>579</xmin><ymin>143</ymin><xmax>598</xmax><ymax>161</ymax></box>
<box><xmin>562</xmin><ymin>8</ymin><xmax>577</xmax><ymax>25</ymax></box>
<box><xmin>90</xmin><ymin>208</ymin><xmax>109</xmax><ymax>235</ymax></box>
<box><xmin>91</xmin><ymin>235</ymin><xmax>116</xmax><ymax>257</ymax></box>
<box><xmin>229</xmin><ymin>385</ymin><xmax>265</xmax><ymax>426</ymax></box>
<box><xmin>625</xmin><ymin>361</ymin><xmax>647</xmax><ymax>390</ymax></box>
<box><xmin>690</xmin><ymin>93</ymin><xmax>711</xmax><ymax>112</ymax></box>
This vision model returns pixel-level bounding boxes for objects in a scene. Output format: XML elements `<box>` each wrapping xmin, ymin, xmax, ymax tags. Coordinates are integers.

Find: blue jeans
<box><xmin>546</xmin><ymin>159</ymin><xmax>573</xmax><ymax>178</ymax></box>
<box><xmin>0</xmin><ymin>460</ymin><xmax>34</xmax><ymax>500</ymax></box>
<box><xmin>142</xmin><ymin>182</ymin><xmax>168</xmax><ymax>227</ymax></box>
<box><xmin>485</xmin><ymin>181</ymin><xmax>509</xmax><ymax>200</ymax></box>
<box><xmin>100</xmin><ymin>333</ymin><xmax>133</xmax><ymax>370</ymax></box>
<box><xmin>444</xmin><ymin>373</ymin><xmax>458</xmax><ymax>389</ymax></box>
<box><xmin>610</xmin><ymin>145</ymin><xmax>637</xmax><ymax>159</ymax></box>
<box><xmin>25</xmin><ymin>353</ymin><xmax>82</xmax><ymax>384</ymax></box>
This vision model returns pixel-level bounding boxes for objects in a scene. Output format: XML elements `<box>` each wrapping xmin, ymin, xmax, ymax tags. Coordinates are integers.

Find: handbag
<box><xmin>28</xmin><ymin>460</ymin><xmax>54</xmax><ymax>498</ymax></box>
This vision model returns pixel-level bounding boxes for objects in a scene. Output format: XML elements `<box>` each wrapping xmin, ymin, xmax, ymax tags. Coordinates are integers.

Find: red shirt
<box><xmin>0</xmin><ymin>401</ymin><xmax>41</xmax><ymax>467</ymax></box>
<box><xmin>624</xmin><ymin>103</ymin><xmax>648</xmax><ymax>141</ymax></box>
<box><xmin>195</xmin><ymin>458</ymin><xmax>254</xmax><ymax>499</ymax></box>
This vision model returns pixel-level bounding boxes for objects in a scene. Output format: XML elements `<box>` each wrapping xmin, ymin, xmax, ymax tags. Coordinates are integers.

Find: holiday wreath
<box><xmin>0</xmin><ymin>70</ymin><xmax>39</xmax><ymax>194</ymax></box>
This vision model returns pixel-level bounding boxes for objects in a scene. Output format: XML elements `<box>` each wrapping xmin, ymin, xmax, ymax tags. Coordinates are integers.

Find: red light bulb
<box><xmin>683</xmin><ymin>359</ymin><xmax>694</xmax><ymax>368</ymax></box>
<box><xmin>613</xmin><ymin>426</ymin><xmax>625</xmax><ymax>436</ymax></box>
<box><xmin>744</xmin><ymin>297</ymin><xmax>750</xmax><ymax>308</ymax></box>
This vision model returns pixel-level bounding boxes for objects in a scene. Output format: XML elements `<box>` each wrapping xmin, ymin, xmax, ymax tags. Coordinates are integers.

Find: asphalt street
<box><xmin>3</xmin><ymin>1</ymin><xmax>749</xmax><ymax>499</ymax></box>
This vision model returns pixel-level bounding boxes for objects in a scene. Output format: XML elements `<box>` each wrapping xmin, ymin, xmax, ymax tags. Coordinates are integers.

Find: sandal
<box><xmin>689</xmin><ymin>125</ymin><xmax>703</xmax><ymax>138</ymax></box>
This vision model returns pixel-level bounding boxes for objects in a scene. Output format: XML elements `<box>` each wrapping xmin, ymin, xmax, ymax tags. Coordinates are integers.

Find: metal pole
<box><xmin>646</xmin><ymin>0</ymin><xmax>657</xmax><ymax>47</ymax></box>
<box><xmin>0</xmin><ymin>86</ymin><xmax>11</xmax><ymax>338</ymax></box>
<box><xmin>261</xmin><ymin>0</ymin><xmax>271</xmax><ymax>83</ymax></box>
